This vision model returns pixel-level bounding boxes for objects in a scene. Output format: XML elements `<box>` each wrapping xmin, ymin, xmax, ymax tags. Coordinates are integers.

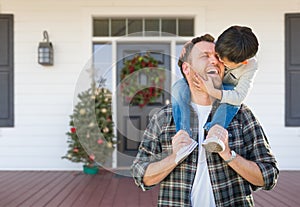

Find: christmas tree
<box><xmin>62</xmin><ymin>80</ymin><xmax>115</xmax><ymax>168</ymax></box>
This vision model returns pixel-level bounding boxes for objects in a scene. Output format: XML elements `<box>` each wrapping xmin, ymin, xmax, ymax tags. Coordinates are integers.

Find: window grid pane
<box><xmin>145</xmin><ymin>18</ymin><xmax>160</xmax><ymax>36</ymax></box>
<box><xmin>178</xmin><ymin>19</ymin><xmax>194</xmax><ymax>36</ymax></box>
<box><xmin>93</xmin><ymin>19</ymin><xmax>109</xmax><ymax>36</ymax></box>
<box><xmin>128</xmin><ymin>19</ymin><xmax>143</xmax><ymax>36</ymax></box>
<box><xmin>111</xmin><ymin>19</ymin><xmax>126</xmax><ymax>36</ymax></box>
<box><xmin>161</xmin><ymin>19</ymin><xmax>176</xmax><ymax>36</ymax></box>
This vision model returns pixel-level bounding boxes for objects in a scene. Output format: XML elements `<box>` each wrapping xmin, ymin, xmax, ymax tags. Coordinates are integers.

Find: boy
<box><xmin>172</xmin><ymin>25</ymin><xmax>259</xmax><ymax>152</ymax></box>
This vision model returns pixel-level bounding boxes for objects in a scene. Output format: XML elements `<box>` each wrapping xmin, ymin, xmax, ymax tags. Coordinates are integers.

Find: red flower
<box><xmin>71</xmin><ymin>127</ymin><xmax>76</xmax><ymax>133</ymax></box>
<box><xmin>149</xmin><ymin>87</ymin><xmax>154</xmax><ymax>95</ymax></box>
<box><xmin>129</xmin><ymin>66</ymin><xmax>135</xmax><ymax>73</ymax></box>
<box><xmin>141</xmin><ymin>61</ymin><xmax>146</xmax><ymax>67</ymax></box>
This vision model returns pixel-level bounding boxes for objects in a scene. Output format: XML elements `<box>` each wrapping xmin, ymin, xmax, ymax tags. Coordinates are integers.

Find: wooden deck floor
<box><xmin>0</xmin><ymin>170</ymin><xmax>299</xmax><ymax>207</ymax></box>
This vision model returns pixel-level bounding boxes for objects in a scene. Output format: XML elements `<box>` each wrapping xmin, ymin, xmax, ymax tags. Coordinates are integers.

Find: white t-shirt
<box><xmin>190</xmin><ymin>102</ymin><xmax>216</xmax><ymax>207</ymax></box>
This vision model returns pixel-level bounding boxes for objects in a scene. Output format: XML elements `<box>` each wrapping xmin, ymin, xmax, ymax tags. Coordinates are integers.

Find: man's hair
<box><xmin>215</xmin><ymin>26</ymin><xmax>259</xmax><ymax>63</ymax></box>
<box><xmin>178</xmin><ymin>34</ymin><xmax>215</xmax><ymax>78</ymax></box>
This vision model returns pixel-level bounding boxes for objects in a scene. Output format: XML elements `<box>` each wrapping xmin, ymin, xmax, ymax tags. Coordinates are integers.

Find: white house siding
<box><xmin>0</xmin><ymin>0</ymin><xmax>299</xmax><ymax>170</ymax></box>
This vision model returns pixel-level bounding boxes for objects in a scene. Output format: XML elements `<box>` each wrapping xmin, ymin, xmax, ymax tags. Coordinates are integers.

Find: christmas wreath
<box><xmin>120</xmin><ymin>54</ymin><xmax>165</xmax><ymax>107</ymax></box>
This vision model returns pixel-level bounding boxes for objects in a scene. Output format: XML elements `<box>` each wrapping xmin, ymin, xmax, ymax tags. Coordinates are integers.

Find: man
<box><xmin>131</xmin><ymin>34</ymin><xmax>279</xmax><ymax>206</ymax></box>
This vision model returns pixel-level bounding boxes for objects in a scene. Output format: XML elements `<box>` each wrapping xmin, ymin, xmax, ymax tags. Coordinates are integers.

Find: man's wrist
<box><xmin>224</xmin><ymin>150</ymin><xmax>237</xmax><ymax>164</ymax></box>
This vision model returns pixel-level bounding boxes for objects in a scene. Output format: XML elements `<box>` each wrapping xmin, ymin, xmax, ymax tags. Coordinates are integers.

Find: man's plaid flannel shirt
<box><xmin>131</xmin><ymin>103</ymin><xmax>279</xmax><ymax>207</ymax></box>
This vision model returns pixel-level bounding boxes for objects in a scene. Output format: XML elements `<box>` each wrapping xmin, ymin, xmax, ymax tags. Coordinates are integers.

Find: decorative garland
<box><xmin>120</xmin><ymin>54</ymin><xmax>165</xmax><ymax>107</ymax></box>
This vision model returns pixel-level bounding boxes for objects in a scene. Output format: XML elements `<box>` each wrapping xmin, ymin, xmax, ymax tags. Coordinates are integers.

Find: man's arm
<box><xmin>220</xmin><ymin>149</ymin><xmax>264</xmax><ymax>186</ymax></box>
<box><xmin>208</xmin><ymin>124</ymin><xmax>264</xmax><ymax>187</ymax></box>
<box><xmin>143</xmin><ymin>130</ymin><xmax>192</xmax><ymax>186</ymax></box>
<box><xmin>143</xmin><ymin>154</ymin><xmax>177</xmax><ymax>186</ymax></box>
<box><xmin>131</xmin><ymin>111</ymin><xmax>194</xmax><ymax>190</ymax></box>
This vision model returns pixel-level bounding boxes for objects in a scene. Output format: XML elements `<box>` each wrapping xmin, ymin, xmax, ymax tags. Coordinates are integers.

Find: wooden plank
<box><xmin>139</xmin><ymin>186</ymin><xmax>159</xmax><ymax>207</ymax></box>
<box><xmin>20</xmin><ymin>171</ymin><xmax>69</xmax><ymax>206</ymax></box>
<box><xmin>98</xmin><ymin>172</ymin><xmax>120</xmax><ymax>207</ymax></box>
<box><xmin>58</xmin><ymin>173</ymin><xmax>94</xmax><ymax>206</ymax></box>
<box><xmin>4</xmin><ymin>171</ymin><xmax>61</xmax><ymax>206</ymax></box>
<box><xmin>84</xmin><ymin>170</ymin><xmax>114</xmax><ymax>207</ymax></box>
<box><xmin>0</xmin><ymin>171</ymin><xmax>22</xmax><ymax>184</ymax></box>
<box><xmin>0</xmin><ymin>171</ymin><xmax>45</xmax><ymax>203</ymax></box>
<box><xmin>31</xmin><ymin>171</ymin><xmax>78</xmax><ymax>207</ymax></box>
<box><xmin>0</xmin><ymin>171</ymin><xmax>54</xmax><ymax>206</ymax></box>
<box><xmin>113</xmin><ymin>178</ymin><xmax>139</xmax><ymax>207</ymax></box>
<box><xmin>43</xmin><ymin>172</ymin><xmax>87</xmax><ymax>207</ymax></box>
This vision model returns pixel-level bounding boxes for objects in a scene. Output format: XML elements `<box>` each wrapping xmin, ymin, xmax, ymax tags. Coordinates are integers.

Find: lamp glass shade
<box><xmin>38</xmin><ymin>42</ymin><xmax>53</xmax><ymax>66</ymax></box>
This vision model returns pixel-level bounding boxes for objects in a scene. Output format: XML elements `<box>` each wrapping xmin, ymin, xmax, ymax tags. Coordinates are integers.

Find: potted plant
<box><xmin>62</xmin><ymin>83</ymin><xmax>115</xmax><ymax>174</ymax></box>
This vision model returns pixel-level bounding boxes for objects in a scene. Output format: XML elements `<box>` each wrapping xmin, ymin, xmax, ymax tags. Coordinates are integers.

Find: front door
<box><xmin>116</xmin><ymin>43</ymin><xmax>171</xmax><ymax>167</ymax></box>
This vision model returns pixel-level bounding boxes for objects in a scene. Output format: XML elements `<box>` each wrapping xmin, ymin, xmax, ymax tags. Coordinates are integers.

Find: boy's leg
<box><xmin>202</xmin><ymin>84</ymin><xmax>240</xmax><ymax>153</ymax></box>
<box><xmin>204</xmin><ymin>103</ymin><xmax>240</xmax><ymax>131</ymax></box>
<box><xmin>202</xmin><ymin>104</ymin><xmax>240</xmax><ymax>153</ymax></box>
<box><xmin>171</xmin><ymin>78</ymin><xmax>191</xmax><ymax>136</ymax></box>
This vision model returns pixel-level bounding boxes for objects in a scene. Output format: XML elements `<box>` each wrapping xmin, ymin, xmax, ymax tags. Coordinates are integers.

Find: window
<box><xmin>93</xmin><ymin>17</ymin><xmax>194</xmax><ymax>37</ymax></box>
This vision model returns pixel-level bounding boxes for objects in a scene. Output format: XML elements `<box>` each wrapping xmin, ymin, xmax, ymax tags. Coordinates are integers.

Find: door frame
<box><xmin>82</xmin><ymin>7</ymin><xmax>203</xmax><ymax>168</ymax></box>
<box><xmin>94</xmin><ymin>39</ymin><xmax>188</xmax><ymax>168</ymax></box>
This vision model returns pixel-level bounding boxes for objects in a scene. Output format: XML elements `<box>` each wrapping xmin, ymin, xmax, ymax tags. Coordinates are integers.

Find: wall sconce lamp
<box><xmin>38</xmin><ymin>31</ymin><xmax>53</xmax><ymax>66</ymax></box>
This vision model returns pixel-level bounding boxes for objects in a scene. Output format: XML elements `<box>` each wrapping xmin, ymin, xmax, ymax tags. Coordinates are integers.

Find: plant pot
<box><xmin>83</xmin><ymin>165</ymin><xmax>99</xmax><ymax>175</ymax></box>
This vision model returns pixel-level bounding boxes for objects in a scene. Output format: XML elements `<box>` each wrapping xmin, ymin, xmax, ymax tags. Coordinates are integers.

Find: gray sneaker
<box><xmin>202</xmin><ymin>137</ymin><xmax>225</xmax><ymax>153</ymax></box>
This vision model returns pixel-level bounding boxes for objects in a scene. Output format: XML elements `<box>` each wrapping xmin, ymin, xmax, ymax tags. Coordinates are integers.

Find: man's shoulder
<box><xmin>147</xmin><ymin>104</ymin><xmax>174</xmax><ymax>131</ymax></box>
<box><xmin>236</xmin><ymin>104</ymin><xmax>258</xmax><ymax>123</ymax></box>
<box><xmin>154</xmin><ymin>104</ymin><xmax>173</xmax><ymax>118</ymax></box>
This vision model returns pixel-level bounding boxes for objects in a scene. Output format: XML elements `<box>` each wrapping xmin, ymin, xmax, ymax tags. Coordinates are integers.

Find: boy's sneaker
<box><xmin>202</xmin><ymin>137</ymin><xmax>225</xmax><ymax>153</ymax></box>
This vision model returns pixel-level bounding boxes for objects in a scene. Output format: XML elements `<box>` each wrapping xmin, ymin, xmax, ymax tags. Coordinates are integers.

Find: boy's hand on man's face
<box><xmin>193</xmin><ymin>73</ymin><xmax>210</xmax><ymax>94</ymax></box>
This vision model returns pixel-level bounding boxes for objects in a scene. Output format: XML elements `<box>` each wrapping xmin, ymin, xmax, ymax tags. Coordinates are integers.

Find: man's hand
<box><xmin>206</xmin><ymin>124</ymin><xmax>232</xmax><ymax>159</ymax></box>
<box><xmin>206</xmin><ymin>126</ymin><xmax>264</xmax><ymax>187</ymax></box>
<box><xmin>143</xmin><ymin>130</ymin><xmax>193</xmax><ymax>186</ymax></box>
<box><xmin>172</xmin><ymin>130</ymin><xmax>192</xmax><ymax>156</ymax></box>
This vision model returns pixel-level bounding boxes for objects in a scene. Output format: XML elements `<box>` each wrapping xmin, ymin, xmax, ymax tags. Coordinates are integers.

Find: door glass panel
<box><xmin>93</xmin><ymin>43</ymin><xmax>113</xmax><ymax>91</ymax></box>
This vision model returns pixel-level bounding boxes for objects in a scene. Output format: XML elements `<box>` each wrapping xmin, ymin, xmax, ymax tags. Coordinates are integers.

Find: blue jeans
<box><xmin>171</xmin><ymin>79</ymin><xmax>240</xmax><ymax>133</ymax></box>
<box><xmin>171</xmin><ymin>78</ymin><xmax>192</xmax><ymax>136</ymax></box>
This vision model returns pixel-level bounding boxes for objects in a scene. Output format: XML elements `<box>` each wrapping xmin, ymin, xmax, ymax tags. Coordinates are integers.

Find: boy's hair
<box><xmin>215</xmin><ymin>26</ymin><xmax>259</xmax><ymax>63</ymax></box>
<box><xmin>178</xmin><ymin>34</ymin><xmax>215</xmax><ymax>78</ymax></box>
